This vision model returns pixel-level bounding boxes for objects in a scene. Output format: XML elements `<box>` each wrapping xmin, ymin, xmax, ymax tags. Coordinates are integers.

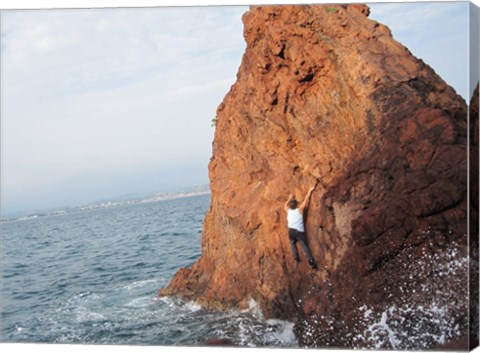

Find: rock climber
<box><xmin>284</xmin><ymin>186</ymin><xmax>318</xmax><ymax>269</ymax></box>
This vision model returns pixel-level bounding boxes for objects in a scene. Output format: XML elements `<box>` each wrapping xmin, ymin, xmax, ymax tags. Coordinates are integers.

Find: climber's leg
<box><xmin>288</xmin><ymin>228</ymin><xmax>300</xmax><ymax>262</ymax></box>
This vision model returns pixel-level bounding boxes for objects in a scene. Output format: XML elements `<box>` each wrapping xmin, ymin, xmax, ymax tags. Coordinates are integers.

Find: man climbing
<box><xmin>284</xmin><ymin>186</ymin><xmax>318</xmax><ymax>269</ymax></box>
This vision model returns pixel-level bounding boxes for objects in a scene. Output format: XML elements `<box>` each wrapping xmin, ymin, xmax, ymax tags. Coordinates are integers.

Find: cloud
<box><xmin>2</xmin><ymin>7</ymin><xmax>246</xmax><ymax>96</ymax></box>
<box><xmin>1</xmin><ymin>5</ymin><xmax>247</xmax><ymax>214</ymax></box>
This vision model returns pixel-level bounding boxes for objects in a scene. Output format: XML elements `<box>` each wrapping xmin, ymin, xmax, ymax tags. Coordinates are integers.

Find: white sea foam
<box><xmin>157</xmin><ymin>296</ymin><xmax>202</xmax><ymax>313</ymax></box>
<box><xmin>184</xmin><ymin>300</ymin><xmax>202</xmax><ymax>312</ymax></box>
<box><xmin>267</xmin><ymin>319</ymin><xmax>297</xmax><ymax>345</ymax></box>
<box><xmin>157</xmin><ymin>296</ymin><xmax>176</xmax><ymax>308</ymax></box>
<box><xmin>357</xmin><ymin>301</ymin><xmax>462</xmax><ymax>349</ymax></box>
<box><xmin>353</xmin><ymin>244</ymin><xmax>469</xmax><ymax>349</ymax></box>
<box><xmin>75</xmin><ymin>311</ymin><xmax>106</xmax><ymax>323</ymax></box>
<box><xmin>157</xmin><ymin>295</ymin><xmax>298</xmax><ymax>347</ymax></box>
<box><xmin>363</xmin><ymin>309</ymin><xmax>401</xmax><ymax>349</ymax></box>
<box><xmin>237</xmin><ymin>298</ymin><xmax>298</xmax><ymax>346</ymax></box>
<box><xmin>242</xmin><ymin>298</ymin><xmax>264</xmax><ymax>319</ymax></box>
<box><xmin>121</xmin><ymin>279</ymin><xmax>158</xmax><ymax>291</ymax></box>
<box><xmin>124</xmin><ymin>296</ymin><xmax>155</xmax><ymax>308</ymax></box>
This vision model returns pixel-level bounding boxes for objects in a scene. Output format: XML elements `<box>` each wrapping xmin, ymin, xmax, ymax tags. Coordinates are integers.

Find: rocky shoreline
<box><xmin>160</xmin><ymin>4</ymin><xmax>478</xmax><ymax>349</ymax></box>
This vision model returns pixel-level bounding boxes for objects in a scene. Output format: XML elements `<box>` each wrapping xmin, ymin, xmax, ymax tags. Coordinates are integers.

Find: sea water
<box><xmin>1</xmin><ymin>194</ymin><xmax>297</xmax><ymax>347</ymax></box>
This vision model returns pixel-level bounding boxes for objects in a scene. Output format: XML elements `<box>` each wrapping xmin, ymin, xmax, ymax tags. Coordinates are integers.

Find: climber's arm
<box><xmin>299</xmin><ymin>186</ymin><xmax>315</xmax><ymax>212</ymax></box>
<box><xmin>284</xmin><ymin>193</ymin><xmax>294</xmax><ymax>212</ymax></box>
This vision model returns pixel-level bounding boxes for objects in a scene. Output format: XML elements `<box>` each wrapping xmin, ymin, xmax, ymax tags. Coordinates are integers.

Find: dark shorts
<box><xmin>288</xmin><ymin>228</ymin><xmax>307</xmax><ymax>242</ymax></box>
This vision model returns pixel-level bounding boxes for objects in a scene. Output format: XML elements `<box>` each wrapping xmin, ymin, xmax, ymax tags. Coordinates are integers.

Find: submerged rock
<box><xmin>160</xmin><ymin>4</ymin><xmax>474</xmax><ymax>349</ymax></box>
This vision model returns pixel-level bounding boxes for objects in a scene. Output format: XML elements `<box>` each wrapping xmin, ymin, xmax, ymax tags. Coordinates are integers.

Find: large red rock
<box><xmin>160</xmin><ymin>4</ymin><xmax>473</xmax><ymax>349</ymax></box>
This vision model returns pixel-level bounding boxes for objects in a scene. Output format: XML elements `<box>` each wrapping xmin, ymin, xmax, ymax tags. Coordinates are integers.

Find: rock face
<box><xmin>160</xmin><ymin>4</ymin><xmax>472</xmax><ymax>349</ymax></box>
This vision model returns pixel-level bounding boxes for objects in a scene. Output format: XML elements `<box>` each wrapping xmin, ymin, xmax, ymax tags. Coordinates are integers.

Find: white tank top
<box><xmin>287</xmin><ymin>208</ymin><xmax>304</xmax><ymax>232</ymax></box>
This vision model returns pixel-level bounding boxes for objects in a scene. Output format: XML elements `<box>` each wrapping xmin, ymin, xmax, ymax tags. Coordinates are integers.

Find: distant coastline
<box><xmin>1</xmin><ymin>185</ymin><xmax>210</xmax><ymax>223</ymax></box>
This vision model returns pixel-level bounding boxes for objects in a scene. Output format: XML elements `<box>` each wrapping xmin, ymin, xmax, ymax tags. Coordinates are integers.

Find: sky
<box><xmin>1</xmin><ymin>4</ymin><xmax>248</xmax><ymax>215</ymax></box>
<box><xmin>0</xmin><ymin>0</ymin><xmax>477</xmax><ymax>216</ymax></box>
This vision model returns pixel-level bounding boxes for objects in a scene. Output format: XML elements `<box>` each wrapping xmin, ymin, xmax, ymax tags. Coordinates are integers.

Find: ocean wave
<box><xmin>120</xmin><ymin>279</ymin><xmax>158</xmax><ymax>291</ymax></box>
<box><xmin>124</xmin><ymin>296</ymin><xmax>156</xmax><ymax>309</ymax></box>
<box><xmin>156</xmin><ymin>296</ymin><xmax>202</xmax><ymax>313</ymax></box>
<box><xmin>156</xmin><ymin>296</ymin><xmax>298</xmax><ymax>347</ymax></box>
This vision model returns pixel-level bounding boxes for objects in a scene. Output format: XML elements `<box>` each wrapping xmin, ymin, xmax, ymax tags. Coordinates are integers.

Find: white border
<box><xmin>1</xmin><ymin>1</ymin><xmax>479</xmax><ymax>353</ymax></box>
